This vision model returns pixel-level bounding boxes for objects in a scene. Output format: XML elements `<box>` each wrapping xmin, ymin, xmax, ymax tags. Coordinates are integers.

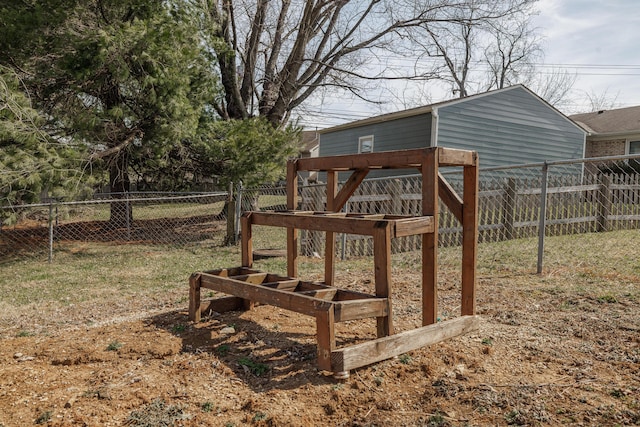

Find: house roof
<box><xmin>319</xmin><ymin>84</ymin><xmax>582</xmax><ymax>134</ymax></box>
<box><xmin>300</xmin><ymin>130</ymin><xmax>319</xmax><ymax>153</ymax></box>
<box><xmin>569</xmin><ymin>105</ymin><xmax>640</xmax><ymax>136</ymax></box>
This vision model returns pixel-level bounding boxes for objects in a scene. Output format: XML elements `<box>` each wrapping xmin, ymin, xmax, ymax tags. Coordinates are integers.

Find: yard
<box><xmin>0</xmin><ymin>229</ymin><xmax>639</xmax><ymax>426</ymax></box>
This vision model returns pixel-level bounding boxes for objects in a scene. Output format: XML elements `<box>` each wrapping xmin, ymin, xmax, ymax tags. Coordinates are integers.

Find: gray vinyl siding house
<box><xmin>319</xmin><ymin>85</ymin><xmax>586</xmax><ymax>174</ymax></box>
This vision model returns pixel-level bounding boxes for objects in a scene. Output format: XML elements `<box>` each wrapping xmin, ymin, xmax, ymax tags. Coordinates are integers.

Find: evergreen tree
<box><xmin>0</xmin><ymin>66</ymin><xmax>86</xmax><ymax>224</ymax></box>
<box><xmin>2</xmin><ymin>0</ymin><xmax>214</xmax><ymax>222</ymax></box>
<box><xmin>1</xmin><ymin>0</ymin><xmax>302</xmax><ymax>220</ymax></box>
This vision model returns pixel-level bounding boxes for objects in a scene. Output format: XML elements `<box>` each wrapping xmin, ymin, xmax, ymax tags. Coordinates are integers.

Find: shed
<box><xmin>319</xmin><ymin>85</ymin><xmax>586</xmax><ymax>173</ymax></box>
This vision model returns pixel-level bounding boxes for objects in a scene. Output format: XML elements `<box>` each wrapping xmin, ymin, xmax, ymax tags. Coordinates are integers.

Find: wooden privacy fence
<box><xmin>297</xmin><ymin>164</ymin><xmax>640</xmax><ymax>258</ymax></box>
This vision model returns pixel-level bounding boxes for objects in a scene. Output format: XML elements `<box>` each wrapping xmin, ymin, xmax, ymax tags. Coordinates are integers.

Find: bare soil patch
<box><xmin>1</xmin><ymin>262</ymin><xmax>638</xmax><ymax>426</ymax></box>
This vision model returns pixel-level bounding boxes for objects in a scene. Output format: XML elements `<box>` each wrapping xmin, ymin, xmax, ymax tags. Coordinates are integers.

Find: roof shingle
<box><xmin>570</xmin><ymin>106</ymin><xmax>640</xmax><ymax>134</ymax></box>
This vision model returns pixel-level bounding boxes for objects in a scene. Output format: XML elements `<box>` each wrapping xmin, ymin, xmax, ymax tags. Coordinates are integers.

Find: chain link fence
<box><xmin>241</xmin><ymin>154</ymin><xmax>640</xmax><ymax>271</ymax></box>
<box><xmin>0</xmin><ymin>192</ymin><xmax>228</xmax><ymax>260</ymax></box>
<box><xmin>3</xmin><ymin>154</ymin><xmax>639</xmax><ymax>271</ymax></box>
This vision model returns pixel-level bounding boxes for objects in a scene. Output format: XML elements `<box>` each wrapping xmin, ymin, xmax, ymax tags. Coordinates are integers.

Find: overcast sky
<box><xmin>296</xmin><ymin>0</ymin><xmax>640</xmax><ymax>129</ymax></box>
<box><xmin>534</xmin><ymin>0</ymin><xmax>640</xmax><ymax>111</ymax></box>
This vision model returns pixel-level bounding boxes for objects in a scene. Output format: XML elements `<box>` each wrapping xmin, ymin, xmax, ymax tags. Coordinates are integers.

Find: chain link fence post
<box><xmin>537</xmin><ymin>162</ymin><xmax>549</xmax><ymax>274</ymax></box>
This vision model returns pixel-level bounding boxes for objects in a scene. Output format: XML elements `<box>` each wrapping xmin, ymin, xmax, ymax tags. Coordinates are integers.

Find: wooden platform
<box><xmin>189</xmin><ymin>147</ymin><xmax>480</xmax><ymax>377</ymax></box>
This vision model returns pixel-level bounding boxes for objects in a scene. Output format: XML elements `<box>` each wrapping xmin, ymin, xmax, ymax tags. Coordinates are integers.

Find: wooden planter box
<box><xmin>189</xmin><ymin>147</ymin><xmax>480</xmax><ymax>377</ymax></box>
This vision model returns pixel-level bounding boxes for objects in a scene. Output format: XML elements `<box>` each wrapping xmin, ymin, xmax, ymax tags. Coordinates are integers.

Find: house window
<box><xmin>359</xmin><ymin>135</ymin><xmax>374</xmax><ymax>153</ymax></box>
<box><xmin>628</xmin><ymin>140</ymin><xmax>640</xmax><ymax>155</ymax></box>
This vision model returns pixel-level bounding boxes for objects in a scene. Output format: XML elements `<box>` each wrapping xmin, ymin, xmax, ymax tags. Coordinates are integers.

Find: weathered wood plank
<box><xmin>325</xmin><ymin>171</ymin><xmax>338</xmax><ymax>286</ymax></box>
<box><xmin>261</xmin><ymin>280</ymin><xmax>300</xmax><ymax>291</ymax></box>
<box><xmin>316</xmin><ymin>307</ymin><xmax>336</xmax><ymax>371</ymax></box>
<box><xmin>241</xmin><ymin>215</ymin><xmax>253</xmax><ymax>268</ymax></box>
<box><xmin>335</xmin><ymin>289</ymin><xmax>377</xmax><ymax>300</ymax></box>
<box><xmin>462</xmin><ymin>160</ymin><xmax>479</xmax><ymax>316</ymax></box>
<box><xmin>203</xmin><ymin>267</ymin><xmax>259</xmax><ymax>277</ymax></box>
<box><xmin>373</xmin><ymin>225</ymin><xmax>393</xmax><ymax>337</ymax></box>
<box><xmin>331</xmin><ymin>316</ymin><xmax>480</xmax><ymax>372</ymax></box>
<box><xmin>249</xmin><ymin>211</ymin><xmax>391</xmax><ymax>235</ymax></box>
<box><xmin>438</xmin><ymin>174</ymin><xmax>463</xmax><ymax>223</ymax></box>
<box><xmin>249</xmin><ymin>211</ymin><xmax>433</xmax><ymax>237</ymax></box>
<box><xmin>296</xmin><ymin>148</ymin><xmax>432</xmax><ymax>171</ymax></box>
<box><xmin>333</xmin><ymin>299</ymin><xmax>389</xmax><ymax>322</ymax></box>
<box><xmin>296</xmin><ymin>147</ymin><xmax>474</xmax><ymax>172</ymax></box>
<box><xmin>394</xmin><ymin>216</ymin><xmax>434</xmax><ymax>237</ymax></box>
<box><xmin>229</xmin><ymin>273</ymin><xmax>268</xmax><ymax>284</ymax></box>
<box><xmin>199</xmin><ymin>273</ymin><xmax>333</xmax><ymax>315</ymax></box>
<box><xmin>199</xmin><ymin>296</ymin><xmax>245</xmax><ymax>316</ymax></box>
<box><xmin>334</xmin><ymin>169</ymin><xmax>370</xmax><ymax>210</ymax></box>
<box><xmin>188</xmin><ymin>273</ymin><xmax>201</xmax><ymax>322</ymax></box>
<box><xmin>287</xmin><ymin>160</ymin><xmax>298</xmax><ymax>278</ymax></box>
<box><xmin>422</xmin><ymin>149</ymin><xmax>438</xmax><ymax>326</ymax></box>
<box><xmin>297</xmin><ymin>288</ymin><xmax>338</xmax><ymax>300</ymax></box>
<box><xmin>438</xmin><ymin>148</ymin><xmax>476</xmax><ymax>167</ymax></box>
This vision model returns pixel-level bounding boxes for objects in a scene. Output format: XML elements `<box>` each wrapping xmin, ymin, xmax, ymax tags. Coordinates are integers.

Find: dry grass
<box><xmin>1</xmin><ymin>229</ymin><xmax>638</xmax><ymax>336</ymax></box>
<box><xmin>0</xmin><ymin>229</ymin><xmax>638</xmax><ymax>426</ymax></box>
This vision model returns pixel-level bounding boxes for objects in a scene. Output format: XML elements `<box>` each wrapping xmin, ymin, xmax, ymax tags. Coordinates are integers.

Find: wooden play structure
<box><xmin>189</xmin><ymin>147</ymin><xmax>480</xmax><ymax>378</ymax></box>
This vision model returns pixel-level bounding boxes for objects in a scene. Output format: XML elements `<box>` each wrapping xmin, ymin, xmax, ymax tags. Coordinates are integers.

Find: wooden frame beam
<box><xmin>325</xmin><ymin>171</ymin><xmax>338</xmax><ymax>286</ymax></box>
<box><xmin>462</xmin><ymin>156</ymin><xmax>479</xmax><ymax>315</ymax></box>
<box><xmin>296</xmin><ymin>147</ymin><xmax>476</xmax><ymax>172</ymax></box>
<box><xmin>438</xmin><ymin>173</ymin><xmax>463</xmax><ymax>222</ymax></box>
<box><xmin>191</xmin><ymin>146</ymin><xmax>479</xmax><ymax>377</ymax></box>
<box><xmin>286</xmin><ymin>161</ymin><xmax>298</xmax><ymax>278</ymax></box>
<box><xmin>331</xmin><ymin>315</ymin><xmax>480</xmax><ymax>372</ymax></box>
<box><xmin>333</xmin><ymin>169</ymin><xmax>369</xmax><ymax>211</ymax></box>
<box><xmin>422</xmin><ymin>149</ymin><xmax>439</xmax><ymax>326</ymax></box>
<box><xmin>248</xmin><ymin>212</ymin><xmax>433</xmax><ymax>237</ymax></box>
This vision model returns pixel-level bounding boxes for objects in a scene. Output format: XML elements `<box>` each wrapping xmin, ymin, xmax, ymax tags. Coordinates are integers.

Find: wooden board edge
<box><xmin>331</xmin><ymin>315</ymin><xmax>480</xmax><ymax>372</ymax></box>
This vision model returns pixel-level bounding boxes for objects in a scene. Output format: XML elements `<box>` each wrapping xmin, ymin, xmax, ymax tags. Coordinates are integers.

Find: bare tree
<box><xmin>583</xmin><ymin>89</ymin><xmax>621</xmax><ymax>112</ymax></box>
<box><xmin>483</xmin><ymin>16</ymin><xmax>543</xmax><ymax>90</ymax></box>
<box><xmin>195</xmin><ymin>0</ymin><xmax>539</xmax><ymax>126</ymax></box>
<box><xmin>525</xmin><ymin>67</ymin><xmax>577</xmax><ymax>111</ymax></box>
<box><xmin>482</xmin><ymin>14</ymin><xmax>577</xmax><ymax>110</ymax></box>
<box><xmin>409</xmin><ymin>0</ymin><xmax>578</xmax><ymax>110</ymax></box>
<box><xmin>406</xmin><ymin>0</ymin><xmax>536</xmax><ymax>98</ymax></box>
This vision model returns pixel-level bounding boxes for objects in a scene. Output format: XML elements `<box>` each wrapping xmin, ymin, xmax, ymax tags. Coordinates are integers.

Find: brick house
<box><xmin>570</xmin><ymin>106</ymin><xmax>640</xmax><ymax>158</ymax></box>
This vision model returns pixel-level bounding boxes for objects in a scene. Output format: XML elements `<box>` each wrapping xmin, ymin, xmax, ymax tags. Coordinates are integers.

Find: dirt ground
<box><xmin>1</xmin><ymin>266</ymin><xmax>639</xmax><ymax>426</ymax></box>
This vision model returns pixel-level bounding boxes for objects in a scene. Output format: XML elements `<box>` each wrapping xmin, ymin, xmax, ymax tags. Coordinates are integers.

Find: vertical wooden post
<box><xmin>462</xmin><ymin>155</ymin><xmax>479</xmax><ymax>316</ymax></box>
<box><xmin>241</xmin><ymin>214</ymin><xmax>253</xmax><ymax>268</ymax></box>
<box><xmin>315</xmin><ymin>306</ymin><xmax>336</xmax><ymax>371</ymax></box>
<box><xmin>503</xmin><ymin>177</ymin><xmax>516</xmax><ymax>240</ymax></box>
<box><xmin>240</xmin><ymin>213</ymin><xmax>255</xmax><ymax>310</ymax></box>
<box><xmin>597</xmin><ymin>174</ymin><xmax>612</xmax><ymax>232</ymax></box>
<box><xmin>422</xmin><ymin>148</ymin><xmax>439</xmax><ymax>326</ymax></box>
<box><xmin>537</xmin><ymin>162</ymin><xmax>549</xmax><ymax>274</ymax></box>
<box><xmin>325</xmin><ymin>171</ymin><xmax>338</xmax><ymax>286</ymax></box>
<box><xmin>188</xmin><ymin>273</ymin><xmax>202</xmax><ymax>322</ymax></box>
<box><xmin>287</xmin><ymin>160</ymin><xmax>299</xmax><ymax>278</ymax></box>
<box><xmin>373</xmin><ymin>223</ymin><xmax>394</xmax><ymax>337</ymax></box>
<box><xmin>391</xmin><ymin>179</ymin><xmax>403</xmax><ymax>215</ymax></box>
